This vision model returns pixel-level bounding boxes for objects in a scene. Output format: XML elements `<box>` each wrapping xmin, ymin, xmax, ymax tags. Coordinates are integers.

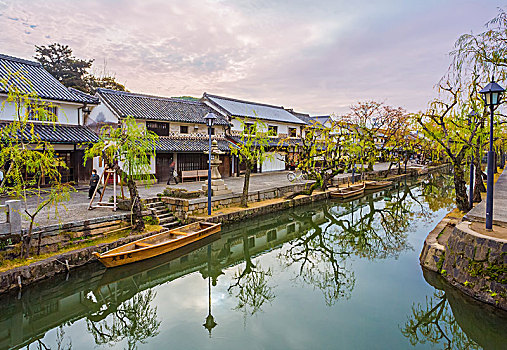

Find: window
<box><xmin>244</xmin><ymin>122</ymin><xmax>255</xmax><ymax>135</ymax></box>
<box><xmin>146</xmin><ymin>121</ymin><xmax>169</xmax><ymax>136</ymax></box>
<box><xmin>180</xmin><ymin>125</ymin><xmax>189</xmax><ymax>134</ymax></box>
<box><xmin>248</xmin><ymin>236</ymin><xmax>255</xmax><ymax>248</ymax></box>
<box><xmin>288</xmin><ymin>127</ymin><xmax>297</xmax><ymax>138</ymax></box>
<box><xmin>267</xmin><ymin>229</ymin><xmax>277</xmax><ymax>242</ymax></box>
<box><xmin>268</xmin><ymin>125</ymin><xmax>278</xmax><ymax>137</ymax></box>
<box><xmin>27</xmin><ymin>104</ymin><xmax>58</xmax><ymax>121</ymax></box>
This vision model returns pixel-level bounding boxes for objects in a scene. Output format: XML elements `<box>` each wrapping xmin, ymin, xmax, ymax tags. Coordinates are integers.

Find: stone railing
<box><xmin>0</xmin><ymin>200</ymin><xmax>21</xmax><ymax>236</ymax></box>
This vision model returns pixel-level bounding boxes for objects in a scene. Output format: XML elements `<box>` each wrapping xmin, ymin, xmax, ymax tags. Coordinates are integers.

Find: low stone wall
<box><xmin>0</xmin><ymin>211</ymin><xmax>152</xmax><ymax>257</ymax></box>
<box><xmin>0</xmin><ymin>228</ymin><xmax>163</xmax><ymax>294</ymax></box>
<box><xmin>419</xmin><ymin>217</ymin><xmax>451</xmax><ymax>272</ymax></box>
<box><xmin>188</xmin><ymin>191</ymin><xmax>331</xmax><ymax>224</ymax></box>
<box><xmin>440</xmin><ymin>221</ymin><xmax>507</xmax><ymax>310</ymax></box>
<box><xmin>162</xmin><ymin>183</ymin><xmax>313</xmax><ymax>221</ymax></box>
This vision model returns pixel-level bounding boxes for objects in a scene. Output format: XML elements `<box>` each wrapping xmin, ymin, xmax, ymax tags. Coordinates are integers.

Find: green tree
<box><xmin>284</xmin><ymin>118</ymin><xmax>349</xmax><ymax>199</ymax></box>
<box><xmin>449</xmin><ymin>7</ymin><xmax>507</xmax><ymax>202</ymax></box>
<box><xmin>0</xmin><ymin>71</ymin><xmax>73</xmax><ymax>257</ymax></box>
<box><xmin>230</xmin><ymin>118</ymin><xmax>272</xmax><ymax>207</ymax></box>
<box><xmin>35</xmin><ymin>43</ymin><xmax>93</xmax><ymax>92</ymax></box>
<box><xmin>84</xmin><ymin>116</ymin><xmax>158</xmax><ymax>232</ymax></box>
<box><xmin>34</xmin><ymin>43</ymin><xmax>128</xmax><ymax>94</ymax></box>
<box><xmin>414</xmin><ymin>82</ymin><xmax>483</xmax><ymax>212</ymax></box>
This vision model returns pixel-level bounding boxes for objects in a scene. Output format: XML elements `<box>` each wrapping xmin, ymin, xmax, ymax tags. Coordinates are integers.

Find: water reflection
<box><xmin>402</xmin><ymin>269</ymin><xmax>507</xmax><ymax>350</ymax></box>
<box><xmin>0</xmin><ymin>175</ymin><xmax>495</xmax><ymax>349</ymax></box>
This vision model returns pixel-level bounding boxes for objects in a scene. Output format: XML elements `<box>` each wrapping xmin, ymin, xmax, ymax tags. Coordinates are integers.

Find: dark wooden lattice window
<box><xmin>146</xmin><ymin>121</ymin><xmax>169</xmax><ymax>136</ymax></box>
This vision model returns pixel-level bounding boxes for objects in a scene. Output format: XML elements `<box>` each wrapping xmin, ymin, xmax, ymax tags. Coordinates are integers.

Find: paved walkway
<box><xmin>466</xmin><ymin>168</ymin><xmax>507</xmax><ymax>226</ymax></box>
<box><xmin>1</xmin><ymin>162</ymin><xmax>399</xmax><ymax>229</ymax></box>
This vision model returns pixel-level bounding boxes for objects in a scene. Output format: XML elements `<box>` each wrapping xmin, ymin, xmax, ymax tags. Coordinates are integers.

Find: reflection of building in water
<box><xmin>0</xmin><ymin>204</ymin><xmax>327</xmax><ymax>350</ymax></box>
<box><xmin>0</xmin><ymin>182</ymin><xmax>421</xmax><ymax>349</ymax></box>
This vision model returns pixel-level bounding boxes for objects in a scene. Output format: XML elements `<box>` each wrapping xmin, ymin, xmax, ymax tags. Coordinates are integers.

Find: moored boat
<box><xmin>93</xmin><ymin>221</ymin><xmax>221</xmax><ymax>268</ymax></box>
<box><xmin>330</xmin><ymin>183</ymin><xmax>365</xmax><ymax>199</ymax></box>
<box><xmin>364</xmin><ymin>180</ymin><xmax>392</xmax><ymax>191</ymax></box>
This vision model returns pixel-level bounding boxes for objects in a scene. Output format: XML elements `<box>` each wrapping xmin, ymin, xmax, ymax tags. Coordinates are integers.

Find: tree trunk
<box><xmin>103</xmin><ymin>152</ymin><xmax>144</xmax><ymax>233</ymax></box>
<box><xmin>453</xmin><ymin>162</ymin><xmax>468</xmax><ymax>212</ymax></box>
<box><xmin>126</xmin><ymin>176</ymin><xmax>145</xmax><ymax>232</ymax></box>
<box><xmin>22</xmin><ymin>220</ymin><xmax>34</xmax><ymax>259</ymax></box>
<box><xmin>241</xmin><ymin>165</ymin><xmax>251</xmax><ymax>208</ymax></box>
<box><xmin>473</xmin><ymin>152</ymin><xmax>485</xmax><ymax>202</ymax></box>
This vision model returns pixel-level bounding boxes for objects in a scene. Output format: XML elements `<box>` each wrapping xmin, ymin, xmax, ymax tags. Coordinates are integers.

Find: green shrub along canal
<box><xmin>1</xmin><ymin>174</ymin><xmax>506</xmax><ymax>349</ymax></box>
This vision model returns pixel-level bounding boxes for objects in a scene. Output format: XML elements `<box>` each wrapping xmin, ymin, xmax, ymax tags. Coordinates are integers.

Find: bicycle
<box><xmin>287</xmin><ymin>170</ymin><xmax>308</xmax><ymax>182</ymax></box>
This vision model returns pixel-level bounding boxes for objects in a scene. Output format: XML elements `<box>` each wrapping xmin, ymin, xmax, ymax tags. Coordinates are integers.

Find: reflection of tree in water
<box><xmin>86</xmin><ymin>289</ymin><xmax>161</xmax><ymax>350</ymax></box>
<box><xmin>420</xmin><ymin>173</ymin><xmax>455</xmax><ymax>212</ymax></box>
<box><xmin>401</xmin><ymin>290</ymin><xmax>480</xmax><ymax>350</ymax></box>
<box><xmin>279</xmin><ymin>183</ymin><xmax>422</xmax><ymax>306</ymax></box>
<box><xmin>280</xmin><ymin>205</ymin><xmax>355</xmax><ymax>306</ymax></box>
<box><xmin>34</xmin><ymin>326</ymin><xmax>72</xmax><ymax>350</ymax></box>
<box><xmin>228</xmin><ymin>231</ymin><xmax>276</xmax><ymax>317</ymax></box>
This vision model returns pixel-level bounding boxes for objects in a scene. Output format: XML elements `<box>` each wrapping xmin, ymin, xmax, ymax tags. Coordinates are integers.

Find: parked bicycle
<box><xmin>287</xmin><ymin>170</ymin><xmax>308</xmax><ymax>182</ymax></box>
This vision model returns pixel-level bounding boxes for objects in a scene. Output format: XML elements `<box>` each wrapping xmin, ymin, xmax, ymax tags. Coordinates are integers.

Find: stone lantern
<box><xmin>202</xmin><ymin>140</ymin><xmax>232</xmax><ymax>196</ymax></box>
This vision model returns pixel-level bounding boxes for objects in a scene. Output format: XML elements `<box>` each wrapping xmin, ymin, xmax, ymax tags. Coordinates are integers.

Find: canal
<box><xmin>1</xmin><ymin>174</ymin><xmax>506</xmax><ymax>349</ymax></box>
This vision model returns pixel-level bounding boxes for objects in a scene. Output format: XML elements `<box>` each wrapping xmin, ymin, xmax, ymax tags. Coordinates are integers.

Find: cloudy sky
<box><xmin>0</xmin><ymin>0</ymin><xmax>504</xmax><ymax>115</ymax></box>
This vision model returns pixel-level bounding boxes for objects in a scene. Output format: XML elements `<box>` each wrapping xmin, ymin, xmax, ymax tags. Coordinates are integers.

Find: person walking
<box><xmin>89</xmin><ymin>169</ymin><xmax>102</xmax><ymax>199</ymax></box>
<box><xmin>167</xmin><ymin>161</ymin><xmax>178</xmax><ymax>185</ymax></box>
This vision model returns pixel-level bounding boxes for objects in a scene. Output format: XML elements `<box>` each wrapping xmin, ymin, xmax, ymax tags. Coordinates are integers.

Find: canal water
<box><xmin>1</xmin><ymin>174</ymin><xmax>506</xmax><ymax>350</ymax></box>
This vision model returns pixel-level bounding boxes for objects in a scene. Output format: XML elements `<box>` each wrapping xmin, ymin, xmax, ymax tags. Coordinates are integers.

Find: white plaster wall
<box><xmin>230</xmin><ymin>117</ymin><xmax>300</xmax><ymax>137</ymax></box>
<box><xmin>0</xmin><ymin>96</ymin><xmax>82</xmax><ymax>125</ymax></box>
<box><xmin>86</xmin><ymin>102</ymin><xmax>118</xmax><ymax>125</ymax></box>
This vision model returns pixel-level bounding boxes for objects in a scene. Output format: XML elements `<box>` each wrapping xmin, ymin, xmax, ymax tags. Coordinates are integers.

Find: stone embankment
<box><xmin>0</xmin><ymin>228</ymin><xmax>163</xmax><ymax>294</ymax></box>
<box><xmin>420</xmin><ymin>169</ymin><xmax>507</xmax><ymax>311</ymax></box>
<box><xmin>0</xmin><ymin>163</ymin><xmax>448</xmax><ymax>294</ymax></box>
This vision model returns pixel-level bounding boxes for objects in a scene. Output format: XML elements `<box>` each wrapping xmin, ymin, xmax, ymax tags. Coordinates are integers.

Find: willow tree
<box><xmin>415</xmin><ymin>82</ymin><xmax>484</xmax><ymax>212</ymax></box>
<box><xmin>230</xmin><ymin>118</ymin><xmax>272</xmax><ymax>207</ymax></box>
<box><xmin>0</xmin><ymin>71</ymin><xmax>73</xmax><ymax>258</ymax></box>
<box><xmin>282</xmin><ymin>118</ymin><xmax>350</xmax><ymax>199</ymax></box>
<box><xmin>451</xmin><ymin>7</ymin><xmax>507</xmax><ymax>201</ymax></box>
<box><xmin>85</xmin><ymin>116</ymin><xmax>158</xmax><ymax>232</ymax></box>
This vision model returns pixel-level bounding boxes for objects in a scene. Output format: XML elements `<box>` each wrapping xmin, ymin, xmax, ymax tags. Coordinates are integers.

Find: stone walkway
<box><xmin>466</xmin><ymin>168</ymin><xmax>507</xmax><ymax>226</ymax></box>
<box><xmin>1</xmin><ymin>162</ymin><xmax>399</xmax><ymax>229</ymax></box>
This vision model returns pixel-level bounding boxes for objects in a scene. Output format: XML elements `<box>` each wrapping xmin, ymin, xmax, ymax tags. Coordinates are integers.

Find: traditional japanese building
<box><xmin>87</xmin><ymin>89</ymin><xmax>232</xmax><ymax>182</ymax></box>
<box><xmin>0</xmin><ymin>53</ymin><xmax>99</xmax><ymax>184</ymax></box>
<box><xmin>202</xmin><ymin>93</ymin><xmax>306</xmax><ymax>172</ymax></box>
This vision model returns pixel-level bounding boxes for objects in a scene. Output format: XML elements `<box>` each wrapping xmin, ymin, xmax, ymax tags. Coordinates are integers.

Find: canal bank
<box><xmin>0</xmin><ymin>164</ymin><xmax>449</xmax><ymax>294</ymax></box>
<box><xmin>1</xmin><ymin>175</ymin><xmax>500</xmax><ymax>350</ymax></box>
<box><xmin>420</xmin><ymin>167</ymin><xmax>507</xmax><ymax>311</ymax></box>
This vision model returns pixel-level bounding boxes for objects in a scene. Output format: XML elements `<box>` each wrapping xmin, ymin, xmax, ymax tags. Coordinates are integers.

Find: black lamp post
<box><xmin>479</xmin><ymin>78</ymin><xmax>505</xmax><ymax>230</ymax></box>
<box><xmin>468</xmin><ymin>111</ymin><xmax>479</xmax><ymax>210</ymax></box>
<box><xmin>204</xmin><ymin>113</ymin><xmax>216</xmax><ymax>216</ymax></box>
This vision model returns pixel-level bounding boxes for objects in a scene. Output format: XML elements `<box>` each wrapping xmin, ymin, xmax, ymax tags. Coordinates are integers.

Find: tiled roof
<box><xmin>228</xmin><ymin>135</ymin><xmax>301</xmax><ymax>148</ymax></box>
<box><xmin>287</xmin><ymin>109</ymin><xmax>317</xmax><ymax>125</ymax></box>
<box><xmin>0</xmin><ymin>122</ymin><xmax>99</xmax><ymax>144</ymax></box>
<box><xmin>0</xmin><ymin>54</ymin><xmax>97</xmax><ymax>104</ymax></box>
<box><xmin>97</xmin><ymin>89</ymin><xmax>229</xmax><ymax>125</ymax></box>
<box><xmin>156</xmin><ymin>137</ymin><xmax>231</xmax><ymax>153</ymax></box>
<box><xmin>204</xmin><ymin>93</ymin><xmax>306</xmax><ymax>125</ymax></box>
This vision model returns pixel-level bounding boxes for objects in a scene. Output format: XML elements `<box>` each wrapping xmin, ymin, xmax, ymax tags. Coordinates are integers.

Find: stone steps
<box><xmin>146</xmin><ymin>200</ymin><xmax>179</xmax><ymax>230</ymax></box>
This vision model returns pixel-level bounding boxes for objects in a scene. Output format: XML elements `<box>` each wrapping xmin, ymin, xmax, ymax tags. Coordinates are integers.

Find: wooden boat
<box><xmin>364</xmin><ymin>180</ymin><xmax>393</xmax><ymax>191</ymax></box>
<box><xmin>330</xmin><ymin>183</ymin><xmax>365</xmax><ymax>199</ymax></box>
<box><xmin>93</xmin><ymin>221</ymin><xmax>221</xmax><ymax>268</ymax></box>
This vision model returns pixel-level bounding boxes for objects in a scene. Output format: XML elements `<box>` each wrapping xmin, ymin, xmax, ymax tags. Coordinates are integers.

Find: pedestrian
<box><xmin>89</xmin><ymin>169</ymin><xmax>102</xmax><ymax>199</ymax></box>
<box><xmin>167</xmin><ymin>161</ymin><xmax>178</xmax><ymax>185</ymax></box>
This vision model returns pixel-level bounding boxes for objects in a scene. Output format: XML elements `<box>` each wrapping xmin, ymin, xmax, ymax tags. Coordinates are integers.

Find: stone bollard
<box><xmin>6</xmin><ymin>200</ymin><xmax>21</xmax><ymax>235</ymax></box>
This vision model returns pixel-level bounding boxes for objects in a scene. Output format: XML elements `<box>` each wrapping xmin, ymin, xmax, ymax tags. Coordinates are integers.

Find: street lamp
<box><xmin>204</xmin><ymin>113</ymin><xmax>217</xmax><ymax>216</ymax></box>
<box><xmin>468</xmin><ymin>110</ymin><xmax>479</xmax><ymax>210</ymax></box>
<box><xmin>479</xmin><ymin>78</ymin><xmax>505</xmax><ymax>230</ymax></box>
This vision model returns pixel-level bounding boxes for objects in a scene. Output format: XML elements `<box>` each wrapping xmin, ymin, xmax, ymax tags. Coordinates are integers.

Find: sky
<box><xmin>0</xmin><ymin>0</ymin><xmax>504</xmax><ymax>115</ymax></box>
